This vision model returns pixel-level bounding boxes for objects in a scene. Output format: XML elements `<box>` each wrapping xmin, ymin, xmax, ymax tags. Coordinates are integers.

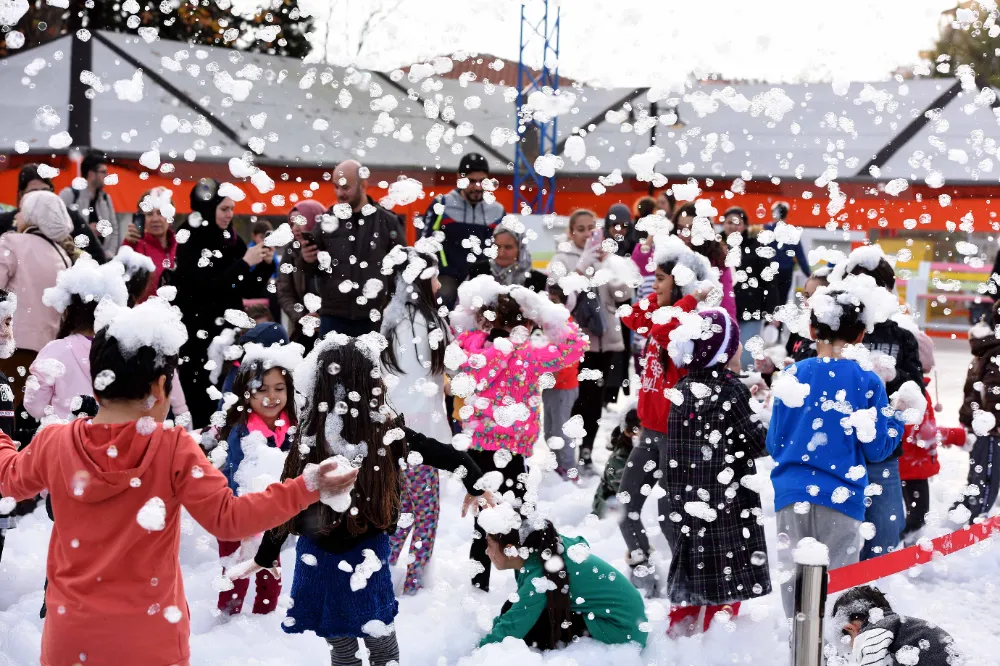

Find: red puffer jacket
<box><xmin>620</xmin><ymin>293</ymin><xmax>697</xmax><ymax>433</ymax></box>
<box><xmin>898</xmin><ymin>382</ymin><xmax>967</xmax><ymax>480</ymax></box>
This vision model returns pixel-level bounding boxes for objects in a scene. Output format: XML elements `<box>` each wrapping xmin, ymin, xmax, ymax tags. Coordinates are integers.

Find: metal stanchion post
<box><xmin>791</xmin><ymin>563</ymin><xmax>828</xmax><ymax>666</ymax></box>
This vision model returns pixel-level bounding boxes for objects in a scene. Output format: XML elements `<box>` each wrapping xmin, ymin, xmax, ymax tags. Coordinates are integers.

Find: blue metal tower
<box><xmin>513</xmin><ymin>0</ymin><xmax>560</xmax><ymax>215</ymax></box>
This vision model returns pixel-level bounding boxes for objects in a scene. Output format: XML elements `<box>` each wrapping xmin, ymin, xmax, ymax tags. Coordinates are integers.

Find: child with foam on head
<box><xmin>591</xmin><ymin>403</ymin><xmax>640</xmax><ymax>517</ymax></box>
<box><xmin>213</xmin><ymin>340</ymin><xmax>305</xmax><ymax>616</ymax></box>
<box><xmin>23</xmin><ymin>255</ymin><xmax>129</xmax><ymax>424</ymax></box>
<box><xmin>617</xmin><ymin>233</ymin><xmax>719</xmax><ymax>595</ymax></box>
<box><xmin>832</xmin><ymin>585</ymin><xmax>962</xmax><ymax>666</ymax></box>
<box><xmin>663</xmin><ymin>307</ymin><xmax>772</xmax><ymax>634</ymax></box>
<box><xmin>829</xmin><ymin>245</ymin><xmax>925</xmax><ymax>560</ymax></box>
<box><xmin>379</xmin><ymin>242</ymin><xmax>453</xmax><ymax>593</ymax></box>
<box><xmin>766</xmin><ymin>276</ymin><xmax>921</xmax><ymax>618</ymax></box>
<box><xmin>233</xmin><ymin>333</ymin><xmax>494</xmax><ymax>666</ymax></box>
<box><xmin>448</xmin><ymin>274</ymin><xmax>589</xmax><ymax>592</ymax></box>
<box><xmin>0</xmin><ymin>295</ymin><xmax>357</xmax><ymax>666</ymax></box>
<box><xmin>476</xmin><ymin>503</ymin><xmax>648</xmax><ymax>651</ymax></box>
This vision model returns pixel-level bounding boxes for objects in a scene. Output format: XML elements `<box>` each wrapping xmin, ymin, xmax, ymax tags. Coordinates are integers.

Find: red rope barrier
<box><xmin>827</xmin><ymin>515</ymin><xmax>1000</xmax><ymax>594</ymax></box>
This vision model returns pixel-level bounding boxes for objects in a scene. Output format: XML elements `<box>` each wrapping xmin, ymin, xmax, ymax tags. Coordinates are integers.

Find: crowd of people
<box><xmin>0</xmin><ymin>148</ymin><xmax>987</xmax><ymax>665</ymax></box>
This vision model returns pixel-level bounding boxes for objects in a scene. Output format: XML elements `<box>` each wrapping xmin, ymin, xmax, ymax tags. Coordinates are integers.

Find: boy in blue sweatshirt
<box><xmin>766</xmin><ymin>285</ymin><xmax>905</xmax><ymax>618</ymax></box>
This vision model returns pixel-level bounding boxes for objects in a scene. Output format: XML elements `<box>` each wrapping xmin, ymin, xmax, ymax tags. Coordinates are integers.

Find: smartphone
<box><xmin>591</xmin><ymin>228</ymin><xmax>604</xmax><ymax>243</ymax></box>
<box><xmin>300</xmin><ymin>231</ymin><xmax>315</xmax><ymax>246</ymax></box>
<box><xmin>132</xmin><ymin>212</ymin><xmax>145</xmax><ymax>237</ymax></box>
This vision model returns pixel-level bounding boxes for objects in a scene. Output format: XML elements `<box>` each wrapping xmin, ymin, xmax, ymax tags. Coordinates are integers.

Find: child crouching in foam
<box><xmin>0</xmin><ymin>296</ymin><xmax>356</xmax><ymax>666</ymax></box>
<box><xmin>448</xmin><ymin>275</ymin><xmax>589</xmax><ymax>592</ymax></box>
<box><xmin>476</xmin><ymin>504</ymin><xmax>648</xmax><ymax>651</ymax></box>
<box><xmin>215</xmin><ymin>340</ymin><xmax>304</xmax><ymax>616</ymax></box>
<box><xmin>663</xmin><ymin>307</ymin><xmax>771</xmax><ymax>634</ymax></box>
<box><xmin>766</xmin><ymin>276</ymin><xmax>923</xmax><ymax>618</ymax></box>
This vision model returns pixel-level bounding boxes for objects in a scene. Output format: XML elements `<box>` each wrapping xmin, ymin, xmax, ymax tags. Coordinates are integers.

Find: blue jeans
<box><xmin>738</xmin><ymin>319</ymin><xmax>764</xmax><ymax>370</ymax></box>
<box><xmin>861</xmin><ymin>458</ymin><xmax>905</xmax><ymax>561</ymax></box>
<box><xmin>319</xmin><ymin>314</ymin><xmax>378</xmax><ymax>338</ymax></box>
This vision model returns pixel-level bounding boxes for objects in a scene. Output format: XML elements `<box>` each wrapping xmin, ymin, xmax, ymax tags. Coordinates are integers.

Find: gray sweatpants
<box><xmin>543</xmin><ymin>387</ymin><xmax>579</xmax><ymax>471</ymax></box>
<box><xmin>618</xmin><ymin>428</ymin><xmax>671</xmax><ymax>562</ymax></box>
<box><xmin>776</xmin><ymin>504</ymin><xmax>862</xmax><ymax>618</ymax></box>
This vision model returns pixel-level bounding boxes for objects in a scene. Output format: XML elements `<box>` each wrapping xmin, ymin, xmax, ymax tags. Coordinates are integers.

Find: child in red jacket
<box><xmin>0</xmin><ymin>297</ymin><xmax>355</xmax><ymax>666</ymax></box>
<box><xmin>618</xmin><ymin>234</ymin><xmax>717</xmax><ymax>596</ymax></box>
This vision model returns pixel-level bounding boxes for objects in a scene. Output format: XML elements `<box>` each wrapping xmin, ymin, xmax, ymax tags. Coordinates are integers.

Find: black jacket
<box><xmin>307</xmin><ymin>197</ymin><xmax>405</xmax><ymax>321</ymax></box>
<box><xmin>853</xmin><ymin>612</ymin><xmax>959</xmax><ymax>666</ymax></box>
<box><xmin>254</xmin><ymin>427</ymin><xmax>484</xmax><ymax>566</ymax></box>
<box><xmin>862</xmin><ymin>320</ymin><xmax>923</xmax><ymax>397</ymax></box>
<box><xmin>0</xmin><ymin>371</ymin><xmax>12</xmax><ymax>439</ymax></box>
<box><xmin>732</xmin><ymin>234</ymin><xmax>781</xmax><ymax>321</ymax></box>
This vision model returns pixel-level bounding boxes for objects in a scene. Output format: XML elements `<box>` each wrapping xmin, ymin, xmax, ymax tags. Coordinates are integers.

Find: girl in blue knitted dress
<box><xmin>228</xmin><ymin>333</ymin><xmax>493</xmax><ymax>666</ymax></box>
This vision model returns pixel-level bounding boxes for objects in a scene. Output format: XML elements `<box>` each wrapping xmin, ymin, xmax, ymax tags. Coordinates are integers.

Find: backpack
<box><xmin>572</xmin><ymin>289</ymin><xmax>605</xmax><ymax>338</ymax></box>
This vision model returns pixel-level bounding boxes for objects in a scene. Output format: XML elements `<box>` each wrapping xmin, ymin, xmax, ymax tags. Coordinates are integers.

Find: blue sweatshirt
<box><xmin>764</xmin><ymin>221</ymin><xmax>811</xmax><ymax>277</ymax></box>
<box><xmin>766</xmin><ymin>357</ymin><xmax>904</xmax><ymax>521</ymax></box>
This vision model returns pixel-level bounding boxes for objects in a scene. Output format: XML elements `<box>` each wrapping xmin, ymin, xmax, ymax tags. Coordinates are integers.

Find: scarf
<box><xmin>490</xmin><ymin>230</ymin><xmax>534</xmax><ymax>286</ymax></box>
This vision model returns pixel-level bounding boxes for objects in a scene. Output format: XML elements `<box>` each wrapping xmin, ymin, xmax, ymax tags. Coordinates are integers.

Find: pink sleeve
<box><xmin>0</xmin><ymin>432</ymin><xmax>48</xmax><ymax>500</ymax></box>
<box><xmin>23</xmin><ymin>344</ymin><xmax>57</xmax><ymax>421</ymax></box>
<box><xmin>455</xmin><ymin>330</ymin><xmax>495</xmax><ymax>383</ymax></box>
<box><xmin>529</xmin><ymin>321</ymin><xmax>589</xmax><ymax>371</ymax></box>
<box><xmin>631</xmin><ymin>243</ymin><xmax>653</xmax><ymax>277</ymax></box>
<box><xmin>721</xmin><ymin>268</ymin><xmax>738</xmax><ymax>323</ymax></box>
<box><xmin>169</xmin><ymin>370</ymin><xmax>188</xmax><ymax>417</ymax></box>
<box><xmin>172</xmin><ymin>430</ymin><xmax>319</xmax><ymax>541</ymax></box>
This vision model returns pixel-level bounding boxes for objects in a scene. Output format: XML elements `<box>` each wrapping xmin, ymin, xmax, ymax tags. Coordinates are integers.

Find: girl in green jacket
<box><xmin>477</xmin><ymin>504</ymin><xmax>648</xmax><ymax>651</ymax></box>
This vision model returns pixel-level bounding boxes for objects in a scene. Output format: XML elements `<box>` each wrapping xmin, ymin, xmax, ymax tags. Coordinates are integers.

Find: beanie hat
<box><xmin>673</xmin><ymin>308</ymin><xmax>740</xmax><ymax>370</ymax></box>
<box><xmin>289</xmin><ymin>200</ymin><xmax>326</xmax><ymax>232</ymax></box>
<box><xmin>605</xmin><ymin>203</ymin><xmax>632</xmax><ymax>231</ymax></box>
<box><xmin>239</xmin><ymin>322</ymin><xmax>289</xmax><ymax>347</ymax></box>
<box><xmin>189</xmin><ymin>178</ymin><xmax>224</xmax><ymax>227</ymax></box>
<box><xmin>458</xmin><ymin>152</ymin><xmax>489</xmax><ymax>176</ymax></box>
<box><xmin>20</xmin><ymin>190</ymin><xmax>72</xmax><ymax>241</ymax></box>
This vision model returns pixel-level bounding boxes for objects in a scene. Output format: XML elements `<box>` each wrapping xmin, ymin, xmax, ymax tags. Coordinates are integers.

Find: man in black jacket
<box><xmin>300</xmin><ymin>160</ymin><xmax>405</xmax><ymax>337</ymax></box>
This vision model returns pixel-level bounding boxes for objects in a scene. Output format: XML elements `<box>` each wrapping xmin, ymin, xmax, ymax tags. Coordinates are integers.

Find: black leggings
<box><xmin>571</xmin><ymin>351</ymin><xmax>612</xmax><ymax>463</ymax></box>
<box><xmin>900</xmin><ymin>479</ymin><xmax>930</xmax><ymax>543</ymax></box>
<box><xmin>327</xmin><ymin>635</ymin><xmax>399</xmax><ymax>666</ymax></box>
<box><xmin>469</xmin><ymin>449</ymin><xmax>527</xmax><ymax>591</ymax></box>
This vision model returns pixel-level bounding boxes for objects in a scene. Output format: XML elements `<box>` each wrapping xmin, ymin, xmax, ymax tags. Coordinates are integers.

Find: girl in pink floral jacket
<box><xmin>447</xmin><ymin>276</ymin><xmax>588</xmax><ymax>591</ymax></box>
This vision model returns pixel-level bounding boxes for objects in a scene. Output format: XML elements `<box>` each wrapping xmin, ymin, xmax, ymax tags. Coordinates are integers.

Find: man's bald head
<box><xmin>334</xmin><ymin>159</ymin><xmax>367</xmax><ymax>211</ymax></box>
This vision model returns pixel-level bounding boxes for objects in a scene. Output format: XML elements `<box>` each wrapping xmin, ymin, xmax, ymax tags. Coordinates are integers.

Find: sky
<box><xmin>274</xmin><ymin>0</ymin><xmax>960</xmax><ymax>87</ymax></box>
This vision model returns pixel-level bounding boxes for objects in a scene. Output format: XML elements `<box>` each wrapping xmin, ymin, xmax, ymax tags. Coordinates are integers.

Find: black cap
<box><xmin>458</xmin><ymin>152</ymin><xmax>489</xmax><ymax>176</ymax></box>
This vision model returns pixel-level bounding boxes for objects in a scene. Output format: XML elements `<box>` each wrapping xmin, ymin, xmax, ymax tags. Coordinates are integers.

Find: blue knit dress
<box><xmin>283</xmin><ymin>532</ymin><xmax>398</xmax><ymax>639</ymax></box>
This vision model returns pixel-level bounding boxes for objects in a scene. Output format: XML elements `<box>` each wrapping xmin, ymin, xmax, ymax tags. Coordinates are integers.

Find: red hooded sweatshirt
<box><xmin>0</xmin><ymin>419</ymin><xmax>319</xmax><ymax>666</ymax></box>
<box><xmin>620</xmin><ymin>293</ymin><xmax>698</xmax><ymax>433</ymax></box>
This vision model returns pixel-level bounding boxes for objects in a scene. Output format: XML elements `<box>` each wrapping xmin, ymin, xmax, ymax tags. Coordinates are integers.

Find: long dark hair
<box><xmin>56</xmin><ymin>295</ymin><xmax>97</xmax><ymax>340</ymax></box>
<box><xmin>381</xmin><ymin>250</ymin><xmax>449</xmax><ymax>375</ymax></box>
<box><xmin>124</xmin><ymin>268</ymin><xmax>153</xmax><ymax>306</ymax></box>
<box><xmin>279</xmin><ymin>339</ymin><xmax>402</xmax><ymax>537</ymax></box>
<box><xmin>490</xmin><ymin>520</ymin><xmax>575</xmax><ymax>650</ymax></box>
<box><xmin>673</xmin><ymin>202</ymin><xmax>726</xmax><ymax>269</ymax></box>
<box><xmin>219</xmin><ymin>360</ymin><xmax>298</xmax><ymax>444</ymax></box>
<box><xmin>654</xmin><ymin>259</ymin><xmax>684</xmax><ymax>307</ymax></box>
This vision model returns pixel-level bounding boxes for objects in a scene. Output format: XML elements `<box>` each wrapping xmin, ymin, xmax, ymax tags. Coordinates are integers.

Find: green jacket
<box><xmin>479</xmin><ymin>535</ymin><xmax>648</xmax><ymax>649</ymax></box>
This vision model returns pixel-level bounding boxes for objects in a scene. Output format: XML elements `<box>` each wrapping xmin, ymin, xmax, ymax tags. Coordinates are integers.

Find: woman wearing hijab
<box><xmin>604</xmin><ymin>203</ymin><xmax>638</xmax><ymax>257</ymax></box>
<box><xmin>276</xmin><ymin>199</ymin><xmax>326</xmax><ymax>348</ymax></box>
<box><xmin>173</xmin><ymin>179</ymin><xmax>275</xmax><ymax>427</ymax></box>
<box><xmin>471</xmin><ymin>223</ymin><xmax>546</xmax><ymax>292</ymax></box>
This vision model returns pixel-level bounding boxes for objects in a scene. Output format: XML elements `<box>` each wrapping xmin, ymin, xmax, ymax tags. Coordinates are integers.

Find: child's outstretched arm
<box><xmin>478</xmin><ymin>573</ymin><xmax>548</xmax><ymax>647</ymax></box>
<box><xmin>403</xmin><ymin>426</ymin><xmax>484</xmax><ymax>495</ymax></box>
<box><xmin>647</xmin><ymin>294</ymin><xmax>699</xmax><ymax>348</ymax></box>
<box><xmin>528</xmin><ymin>319</ymin><xmax>589</xmax><ymax>371</ymax></box>
<box><xmin>0</xmin><ymin>432</ymin><xmax>48</xmax><ymax>501</ymax></box>
<box><xmin>172</xmin><ymin>431</ymin><xmax>351</xmax><ymax>542</ymax></box>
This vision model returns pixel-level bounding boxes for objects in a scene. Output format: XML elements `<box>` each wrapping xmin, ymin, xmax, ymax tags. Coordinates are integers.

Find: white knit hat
<box><xmin>20</xmin><ymin>190</ymin><xmax>72</xmax><ymax>241</ymax></box>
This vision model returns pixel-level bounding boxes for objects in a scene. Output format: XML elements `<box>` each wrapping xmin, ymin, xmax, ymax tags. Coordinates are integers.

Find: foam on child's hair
<box><xmin>94</xmin><ymin>296</ymin><xmax>188</xmax><ymax>360</ymax></box>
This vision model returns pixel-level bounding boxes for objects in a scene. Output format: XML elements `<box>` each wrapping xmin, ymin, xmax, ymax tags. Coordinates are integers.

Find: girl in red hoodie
<box><xmin>0</xmin><ymin>296</ymin><xmax>356</xmax><ymax>666</ymax></box>
<box><xmin>618</xmin><ymin>234</ymin><xmax>716</xmax><ymax>596</ymax></box>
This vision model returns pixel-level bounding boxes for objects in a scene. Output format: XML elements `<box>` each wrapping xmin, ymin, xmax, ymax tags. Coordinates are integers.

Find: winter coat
<box><xmin>767</xmin><ymin>358</ymin><xmax>904</xmax><ymax>521</ymax></box>
<box><xmin>719</xmin><ymin>266</ymin><xmax>738</xmax><ymax>323</ymax></box>
<box><xmin>851</xmin><ymin>612</ymin><xmax>961</xmax><ymax>666</ymax></box>
<box><xmin>0</xmin><ymin>371</ymin><xmax>12</xmax><ymax>438</ymax></box>
<box><xmin>620</xmin><ymin>293</ymin><xmax>698</xmax><ymax>433</ymax></box>
<box><xmin>222</xmin><ymin>413</ymin><xmax>291</xmax><ymax>495</ymax></box>
<box><xmin>959</xmin><ymin>322</ymin><xmax>1000</xmax><ymax>436</ymax></box>
<box><xmin>381</xmin><ymin>309</ymin><xmax>452</xmax><ymax>442</ymax></box>
<box><xmin>863</xmin><ymin>318</ymin><xmax>924</xmax><ymax>460</ymax></box>
<box><xmin>124</xmin><ymin>229</ymin><xmax>177</xmax><ymax>303</ymax></box>
<box><xmin>548</xmin><ymin>247</ymin><xmax>634</xmax><ymax>353</ymax></box>
<box><xmin>0</xmin><ymin>231</ymin><xmax>72</xmax><ymax>352</ymax></box>
<box><xmin>898</xmin><ymin>385</ymin><xmax>941</xmax><ymax>481</ymax></box>
<box><xmin>763</xmin><ymin>221</ymin><xmax>810</xmax><ymax>277</ymax></box>
<box><xmin>255</xmin><ymin>427</ymin><xmax>485</xmax><ymax>564</ymax></box>
<box><xmin>478</xmin><ymin>534</ymin><xmax>648</xmax><ymax>648</ymax></box>
<box><xmin>307</xmin><ymin>197</ymin><xmax>405</xmax><ymax>322</ymax></box>
<box><xmin>24</xmin><ymin>334</ymin><xmax>93</xmax><ymax>421</ymax></box>
<box><xmin>59</xmin><ymin>186</ymin><xmax>122</xmax><ymax>256</ymax></box>
<box><xmin>731</xmin><ymin>233</ymin><xmax>781</xmax><ymax>322</ymax></box>
<box><xmin>454</xmin><ymin>322</ymin><xmax>588</xmax><ymax>457</ymax></box>
<box><xmin>0</xmin><ymin>419</ymin><xmax>320</xmax><ymax>666</ymax></box>
<box><xmin>664</xmin><ymin>367</ymin><xmax>771</xmax><ymax>606</ymax></box>
<box><xmin>276</xmin><ymin>244</ymin><xmax>310</xmax><ymax>343</ymax></box>
<box><xmin>422</xmin><ymin>189</ymin><xmax>505</xmax><ymax>280</ymax></box>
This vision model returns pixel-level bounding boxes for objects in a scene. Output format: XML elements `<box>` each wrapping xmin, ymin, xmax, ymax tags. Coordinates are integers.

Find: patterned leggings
<box><xmin>388</xmin><ymin>464</ymin><xmax>440</xmax><ymax>594</ymax></box>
